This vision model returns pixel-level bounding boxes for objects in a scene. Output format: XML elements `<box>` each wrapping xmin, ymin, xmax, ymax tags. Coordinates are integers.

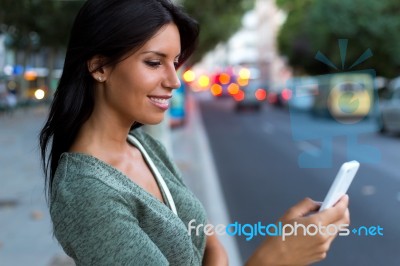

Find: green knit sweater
<box><xmin>50</xmin><ymin>129</ymin><xmax>207</xmax><ymax>265</ymax></box>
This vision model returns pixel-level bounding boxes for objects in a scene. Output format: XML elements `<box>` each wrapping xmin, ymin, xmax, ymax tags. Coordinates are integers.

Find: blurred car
<box><xmin>378</xmin><ymin>77</ymin><xmax>400</xmax><ymax>133</ymax></box>
<box><xmin>233</xmin><ymin>80</ymin><xmax>267</xmax><ymax>112</ymax></box>
<box><xmin>266</xmin><ymin>82</ymin><xmax>286</xmax><ymax>108</ymax></box>
<box><xmin>285</xmin><ymin>77</ymin><xmax>318</xmax><ymax>112</ymax></box>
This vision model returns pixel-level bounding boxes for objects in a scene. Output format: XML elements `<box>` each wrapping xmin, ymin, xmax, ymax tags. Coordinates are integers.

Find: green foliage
<box><xmin>181</xmin><ymin>0</ymin><xmax>254</xmax><ymax>64</ymax></box>
<box><xmin>1</xmin><ymin>0</ymin><xmax>36</xmax><ymax>49</ymax></box>
<box><xmin>277</xmin><ymin>0</ymin><xmax>317</xmax><ymax>74</ymax></box>
<box><xmin>277</xmin><ymin>0</ymin><xmax>400</xmax><ymax>77</ymax></box>
<box><xmin>0</xmin><ymin>0</ymin><xmax>252</xmax><ymax>66</ymax></box>
<box><xmin>35</xmin><ymin>1</ymin><xmax>84</xmax><ymax>48</ymax></box>
<box><xmin>0</xmin><ymin>0</ymin><xmax>84</xmax><ymax>50</ymax></box>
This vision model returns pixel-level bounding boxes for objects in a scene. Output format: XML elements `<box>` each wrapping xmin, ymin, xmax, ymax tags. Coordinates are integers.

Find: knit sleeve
<box><xmin>51</xmin><ymin>177</ymin><xmax>169</xmax><ymax>266</ymax></box>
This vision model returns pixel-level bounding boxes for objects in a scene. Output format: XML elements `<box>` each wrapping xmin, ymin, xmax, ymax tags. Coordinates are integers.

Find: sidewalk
<box><xmin>171</xmin><ymin>94</ymin><xmax>242</xmax><ymax>266</ymax></box>
<box><xmin>0</xmin><ymin>106</ymin><xmax>74</xmax><ymax>266</ymax></box>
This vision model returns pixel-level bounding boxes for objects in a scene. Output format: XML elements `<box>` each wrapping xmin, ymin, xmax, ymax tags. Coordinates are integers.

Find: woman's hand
<box><xmin>246</xmin><ymin>195</ymin><xmax>350</xmax><ymax>266</ymax></box>
<box><xmin>202</xmin><ymin>233</ymin><xmax>229</xmax><ymax>266</ymax></box>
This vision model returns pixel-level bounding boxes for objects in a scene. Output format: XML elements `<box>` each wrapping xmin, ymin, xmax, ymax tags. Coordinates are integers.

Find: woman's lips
<box><xmin>148</xmin><ymin>96</ymin><xmax>171</xmax><ymax>110</ymax></box>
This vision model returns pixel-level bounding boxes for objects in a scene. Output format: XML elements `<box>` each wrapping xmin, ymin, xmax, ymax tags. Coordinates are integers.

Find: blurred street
<box><xmin>0</xmin><ymin>106</ymin><xmax>74</xmax><ymax>266</ymax></box>
<box><xmin>199</xmin><ymin>96</ymin><xmax>400</xmax><ymax>265</ymax></box>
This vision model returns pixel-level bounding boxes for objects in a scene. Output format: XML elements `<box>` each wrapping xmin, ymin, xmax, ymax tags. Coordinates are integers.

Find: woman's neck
<box><xmin>69</xmin><ymin>107</ymin><xmax>133</xmax><ymax>158</ymax></box>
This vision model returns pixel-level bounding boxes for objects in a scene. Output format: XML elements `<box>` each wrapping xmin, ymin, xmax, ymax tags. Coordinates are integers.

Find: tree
<box><xmin>0</xmin><ymin>0</ymin><xmax>252</xmax><ymax>69</ymax></box>
<box><xmin>34</xmin><ymin>1</ymin><xmax>84</xmax><ymax>91</ymax></box>
<box><xmin>0</xmin><ymin>0</ymin><xmax>83</xmax><ymax>66</ymax></box>
<box><xmin>35</xmin><ymin>1</ymin><xmax>83</xmax><ymax>49</ymax></box>
<box><xmin>277</xmin><ymin>0</ymin><xmax>400</xmax><ymax>77</ymax></box>
<box><xmin>0</xmin><ymin>0</ymin><xmax>41</xmax><ymax>64</ymax></box>
<box><xmin>182</xmin><ymin>0</ymin><xmax>253</xmax><ymax>65</ymax></box>
<box><xmin>276</xmin><ymin>0</ymin><xmax>317</xmax><ymax>74</ymax></box>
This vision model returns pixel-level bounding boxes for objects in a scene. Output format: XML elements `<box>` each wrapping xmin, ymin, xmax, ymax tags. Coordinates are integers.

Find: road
<box><xmin>199</xmin><ymin>97</ymin><xmax>400</xmax><ymax>266</ymax></box>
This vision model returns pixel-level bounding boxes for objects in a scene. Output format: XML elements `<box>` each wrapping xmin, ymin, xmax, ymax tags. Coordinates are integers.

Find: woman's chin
<box><xmin>141</xmin><ymin>115</ymin><xmax>165</xmax><ymax>126</ymax></box>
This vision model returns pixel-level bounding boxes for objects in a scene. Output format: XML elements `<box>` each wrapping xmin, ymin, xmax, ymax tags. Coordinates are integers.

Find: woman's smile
<box><xmin>148</xmin><ymin>95</ymin><xmax>172</xmax><ymax>111</ymax></box>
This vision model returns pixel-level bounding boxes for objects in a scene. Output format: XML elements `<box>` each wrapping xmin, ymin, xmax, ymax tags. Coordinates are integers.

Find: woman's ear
<box><xmin>87</xmin><ymin>55</ymin><xmax>108</xmax><ymax>82</ymax></box>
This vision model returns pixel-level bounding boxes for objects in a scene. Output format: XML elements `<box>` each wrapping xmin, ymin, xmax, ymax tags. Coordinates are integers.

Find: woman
<box><xmin>40</xmin><ymin>0</ymin><xmax>349</xmax><ymax>265</ymax></box>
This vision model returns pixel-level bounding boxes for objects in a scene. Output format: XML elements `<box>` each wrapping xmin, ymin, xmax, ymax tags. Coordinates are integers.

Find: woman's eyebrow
<box><xmin>141</xmin><ymin>51</ymin><xmax>181</xmax><ymax>59</ymax></box>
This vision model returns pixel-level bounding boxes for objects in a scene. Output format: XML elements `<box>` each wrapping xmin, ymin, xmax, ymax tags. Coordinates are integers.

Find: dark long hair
<box><xmin>39</xmin><ymin>0</ymin><xmax>199</xmax><ymax>201</ymax></box>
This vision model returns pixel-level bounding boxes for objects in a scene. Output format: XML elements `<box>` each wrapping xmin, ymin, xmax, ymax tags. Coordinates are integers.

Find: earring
<box><xmin>97</xmin><ymin>76</ymin><xmax>102</xmax><ymax>82</ymax></box>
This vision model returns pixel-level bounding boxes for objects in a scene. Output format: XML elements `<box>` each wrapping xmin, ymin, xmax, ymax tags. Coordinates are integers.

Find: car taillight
<box><xmin>228</xmin><ymin>83</ymin><xmax>240</xmax><ymax>95</ymax></box>
<box><xmin>211</xmin><ymin>84</ymin><xmax>222</xmax><ymax>96</ymax></box>
<box><xmin>255</xmin><ymin>89</ymin><xmax>266</xmax><ymax>101</ymax></box>
<box><xmin>233</xmin><ymin>90</ymin><xmax>245</xmax><ymax>101</ymax></box>
<box><xmin>218</xmin><ymin>73</ymin><xmax>230</xmax><ymax>85</ymax></box>
<box><xmin>281</xmin><ymin>88</ymin><xmax>292</xmax><ymax>101</ymax></box>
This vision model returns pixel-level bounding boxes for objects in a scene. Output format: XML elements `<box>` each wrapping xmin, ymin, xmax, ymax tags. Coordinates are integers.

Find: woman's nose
<box><xmin>163</xmin><ymin>65</ymin><xmax>181</xmax><ymax>90</ymax></box>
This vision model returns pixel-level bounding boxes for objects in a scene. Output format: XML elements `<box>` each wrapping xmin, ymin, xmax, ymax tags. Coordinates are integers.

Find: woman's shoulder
<box><xmin>54</xmin><ymin>153</ymin><xmax>112</xmax><ymax>192</ymax></box>
<box><xmin>52</xmin><ymin>153</ymin><xmax>135</xmax><ymax>206</ymax></box>
<box><xmin>56</xmin><ymin>152</ymin><xmax>106</xmax><ymax>175</ymax></box>
<box><xmin>51</xmin><ymin>152</ymin><xmax>168</xmax><ymax>212</ymax></box>
<box><xmin>55</xmin><ymin>152</ymin><xmax>121</xmax><ymax>185</ymax></box>
<box><xmin>51</xmin><ymin>153</ymin><xmax>140</xmax><ymax>225</ymax></box>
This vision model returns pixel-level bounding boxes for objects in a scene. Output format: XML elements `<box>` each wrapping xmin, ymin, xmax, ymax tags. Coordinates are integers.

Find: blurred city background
<box><xmin>1</xmin><ymin>0</ymin><xmax>400</xmax><ymax>265</ymax></box>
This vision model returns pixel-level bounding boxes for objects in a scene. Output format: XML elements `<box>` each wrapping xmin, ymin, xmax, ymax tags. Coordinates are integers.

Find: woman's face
<box><xmin>101</xmin><ymin>23</ymin><xmax>181</xmax><ymax>125</ymax></box>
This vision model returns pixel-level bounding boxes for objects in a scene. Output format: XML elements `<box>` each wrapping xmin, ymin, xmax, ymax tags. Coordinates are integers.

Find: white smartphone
<box><xmin>319</xmin><ymin>160</ymin><xmax>360</xmax><ymax>211</ymax></box>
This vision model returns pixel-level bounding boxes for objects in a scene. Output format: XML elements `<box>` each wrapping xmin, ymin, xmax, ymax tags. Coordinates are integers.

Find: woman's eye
<box><xmin>145</xmin><ymin>61</ymin><xmax>161</xmax><ymax>68</ymax></box>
